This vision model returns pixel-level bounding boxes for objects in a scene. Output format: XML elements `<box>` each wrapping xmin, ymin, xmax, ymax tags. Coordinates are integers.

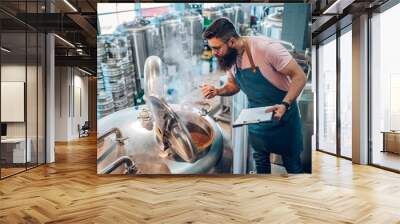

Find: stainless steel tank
<box><xmin>231</xmin><ymin>6</ymin><xmax>241</xmax><ymax>29</ymax></box>
<box><xmin>222</xmin><ymin>7</ymin><xmax>235</xmax><ymax>24</ymax></box>
<box><xmin>159</xmin><ymin>15</ymin><xmax>184</xmax><ymax>61</ymax></box>
<box><xmin>121</xmin><ymin>19</ymin><xmax>160</xmax><ymax>89</ymax></box>
<box><xmin>260</xmin><ymin>8</ymin><xmax>284</xmax><ymax>40</ymax></box>
<box><xmin>144</xmin><ymin>56</ymin><xmax>209</xmax><ymax>164</ymax></box>
<box><xmin>229</xmin><ymin>5</ymin><xmax>251</xmax><ymax>35</ymax></box>
<box><xmin>238</xmin><ymin>5</ymin><xmax>251</xmax><ymax>25</ymax></box>
<box><xmin>203</xmin><ymin>7</ymin><xmax>223</xmax><ymax>23</ymax></box>
<box><xmin>182</xmin><ymin>11</ymin><xmax>203</xmax><ymax>57</ymax></box>
<box><xmin>144</xmin><ymin>23</ymin><xmax>162</xmax><ymax>58</ymax></box>
<box><xmin>97</xmin><ymin>105</ymin><xmax>225</xmax><ymax>174</ymax></box>
<box><xmin>97</xmin><ymin>56</ymin><xmax>230</xmax><ymax>174</ymax></box>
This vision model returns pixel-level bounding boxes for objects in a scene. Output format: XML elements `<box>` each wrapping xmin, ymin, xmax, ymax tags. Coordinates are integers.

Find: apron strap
<box><xmin>244</xmin><ymin>39</ymin><xmax>257</xmax><ymax>74</ymax></box>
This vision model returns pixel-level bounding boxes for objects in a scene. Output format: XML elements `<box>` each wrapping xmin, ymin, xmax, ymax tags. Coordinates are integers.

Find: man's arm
<box><xmin>217</xmin><ymin>76</ymin><xmax>240</xmax><ymax>96</ymax></box>
<box><xmin>279</xmin><ymin>59</ymin><xmax>307</xmax><ymax>105</ymax></box>
<box><xmin>266</xmin><ymin>59</ymin><xmax>306</xmax><ymax>120</ymax></box>
<box><xmin>202</xmin><ymin>75</ymin><xmax>240</xmax><ymax>99</ymax></box>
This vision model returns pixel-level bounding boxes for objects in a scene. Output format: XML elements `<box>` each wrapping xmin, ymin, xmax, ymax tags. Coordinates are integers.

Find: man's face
<box><xmin>208</xmin><ymin>37</ymin><xmax>238</xmax><ymax>71</ymax></box>
<box><xmin>208</xmin><ymin>37</ymin><xmax>229</xmax><ymax>58</ymax></box>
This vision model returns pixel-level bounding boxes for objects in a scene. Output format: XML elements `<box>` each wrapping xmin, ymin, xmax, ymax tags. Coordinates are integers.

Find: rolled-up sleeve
<box><xmin>264</xmin><ymin>42</ymin><xmax>293</xmax><ymax>72</ymax></box>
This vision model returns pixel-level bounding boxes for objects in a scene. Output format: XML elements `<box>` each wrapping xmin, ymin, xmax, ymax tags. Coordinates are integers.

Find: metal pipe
<box><xmin>144</xmin><ymin>56</ymin><xmax>164</xmax><ymax>98</ymax></box>
<box><xmin>100</xmin><ymin>156</ymin><xmax>138</xmax><ymax>174</ymax></box>
<box><xmin>97</xmin><ymin>127</ymin><xmax>123</xmax><ymax>144</ymax></box>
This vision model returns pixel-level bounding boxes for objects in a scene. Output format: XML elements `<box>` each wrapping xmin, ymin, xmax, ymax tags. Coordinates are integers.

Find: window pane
<box><xmin>1</xmin><ymin>31</ymin><xmax>27</xmax><ymax>177</ymax></box>
<box><xmin>340</xmin><ymin>29</ymin><xmax>352</xmax><ymax>158</ymax></box>
<box><xmin>371</xmin><ymin>3</ymin><xmax>400</xmax><ymax>171</ymax></box>
<box><xmin>27</xmin><ymin>31</ymin><xmax>38</xmax><ymax>168</ymax></box>
<box><xmin>318</xmin><ymin>37</ymin><xmax>337</xmax><ymax>154</ymax></box>
<box><xmin>38</xmin><ymin>32</ymin><xmax>45</xmax><ymax>165</ymax></box>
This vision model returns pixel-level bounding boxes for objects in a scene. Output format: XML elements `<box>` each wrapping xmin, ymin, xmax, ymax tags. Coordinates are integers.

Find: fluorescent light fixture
<box><xmin>78</xmin><ymin>67</ymin><xmax>92</xmax><ymax>76</ymax></box>
<box><xmin>323</xmin><ymin>0</ymin><xmax>354</xmax><ymax>15</ymax></box>
<box><xmin>323</xmin><ymin>0</ymin><xmax>342</xmax><ymax>14</ymax></box>
<box><xmin>63</xmin><ymin>0</ymin><xmax>78</xmax><ymax>12</ymax></box>
<box><xmin>54</xmin><ymin>34</ymin><xmax>75</xmax><ymax>48</ymax></box>
<box><xmin>1</xmin><ymin>47</ymin><xmax>11</xmax><ymax>53</ymax></box>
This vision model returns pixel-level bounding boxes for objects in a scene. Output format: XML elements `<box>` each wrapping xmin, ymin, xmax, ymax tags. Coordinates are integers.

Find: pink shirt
<box><xmin>227</xmin><ymin>36</ymin><xmax>293</xmax><ymax>91</ymax></box>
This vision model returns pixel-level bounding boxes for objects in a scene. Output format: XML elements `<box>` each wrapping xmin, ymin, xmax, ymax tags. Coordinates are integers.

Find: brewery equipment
<box><xmin>97</xmin><ymin>56</ymin><xmax>231</xmax><ymax>174</ymax></box>
<box><xmin>159</xmin><ymin>14</ymin><xmax>184</xmax><ymax>61</ymax></box>
<box><xmin>97</xmin><ymin>91</ymin><xmax>114</xmax><ymax>119</ymax></box>
<box><xmin>97</xmin><ymin>33</ymin><xmax>140</xmax><ymax>114</ymax></box>
<box><xmin>260</xmin><ymin>7</ymin><xmax>284</xmax><ymax>40</ymax></box>
<box><xmin>101</xmin><ymin>61</ymin><xmax>128</xmax><ymax>112</ymax></box>
<box><xmin>222</xmin><ymin>7</ymin><xmax>235</xmax><ymax>24</ymax></box>
<box><xmin>120</xmin><ymin>19</ymin><xmax>161</xmax><ymax>89</ymax></box>
<box><xmin>203</xmin><ymin>7</ymin><xmax>223</xmax><ymax>27</ymax></box>
<box><xmin>181</xmin><ymin>11</ymin><xmax>204</xmax><ymax>57</ymax></box>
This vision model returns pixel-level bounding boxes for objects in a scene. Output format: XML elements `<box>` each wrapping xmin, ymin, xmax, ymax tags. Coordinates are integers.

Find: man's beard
<box><xmin>217</xmin><ymin>47</ymin><xmax>238</xmax><ymax>71</ymax></box>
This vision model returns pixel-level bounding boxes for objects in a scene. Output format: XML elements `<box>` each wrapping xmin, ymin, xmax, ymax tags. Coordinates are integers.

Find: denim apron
<box><xmin>233</xmin><ymin>41</ymin><xmax>303</xmax><ymax>173</ymax></box>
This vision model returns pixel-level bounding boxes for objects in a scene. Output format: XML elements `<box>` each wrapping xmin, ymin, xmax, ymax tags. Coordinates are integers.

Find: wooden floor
<box><xmin>1</xmin><ymin>167</ymin><xmax>26</xmax><ymax>178</ymax></box>
<box><xmin>1</xmin><ymin>136</ymin><xmax>400</xmax><ymax>223</ymax></box>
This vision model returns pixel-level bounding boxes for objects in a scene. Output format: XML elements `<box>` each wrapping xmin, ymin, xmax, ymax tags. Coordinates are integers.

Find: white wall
<box><xmin>55</xmin><ymin>66</ymin><xmax>69</xmax><ymax>141</ymax></box>
<box><xmin>0</xmin><ymin>65</ymin><xmax>42</xmax><ymax>138</ymax></box>
<box><xmin>1</xmin><ymin>63</ymin><xmax>46</xmax><ymax>164</ymax></box>
<box><xmin>54</xmin><ymin>66</ymin><xmax>89</xmax><ymax>141</ymax></box>
<box><xmin>1</xmin><ymin>65</ymin><xmax>26</xmax><ymax>139</ymax></box>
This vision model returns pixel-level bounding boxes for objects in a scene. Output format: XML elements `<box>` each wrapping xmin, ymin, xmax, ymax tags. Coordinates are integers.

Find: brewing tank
<box><xmin>203</xmin><ymin>7</ymin><xmax>223</xmax><ymax>27</ymax></box>
<box><xmin>97</xmin><ymin>105</ymin><xmax>226</xmax><ymax>174</ymax></box>
<box><xmin>144</xmin><ymin>23</ymin><xmax>162</xmax><ymax>58</ymax></box>
<box><xmin>97</xmin><ymin>56</ymin><xmax>231</xmax><ymax>174</ymax></box>
<box><xmin>159</xmin><ymin>15</ymin><xmax>184</xmax><ymax>61</ymax></box>
<box><xmin>260</xmin><ymin>9</ymin><xmax>284</xmax><ymax>40</ymax></box>
<box><xmin>182</xmin><ymin>12</ymin><xmax>204</xmax><ymax>57</ymax></box>
<box><xmin>222</xmin><ymin>7</ymin><xmax>235</xmax><ymax>24</ymax></box>
<box><xmin>121</xmin><ymin>19</ymin><xmax>160</xmax><ymax>89</ymax></box>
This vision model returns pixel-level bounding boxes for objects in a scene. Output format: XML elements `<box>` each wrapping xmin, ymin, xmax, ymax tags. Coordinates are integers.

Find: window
<box><xmin>370</xmin><ymin>2</ymin><xmax>400</xmax><ymax>171</ymax></box>
<box><xmin>98</xmin><ymin>3</ymin><xmax>171</xmax><ymax>35</ymax></box>
<box><xmin>317</xmin><ymin>36</ymin><xmax>337</xmax><ymax>154</ymax></box>
<box><xmin>0</xmin><ymin>1</ymin><xmax>46</xmax><ymax>179</ymax></box>
<box><xmin>339</xmin><ymin>28</ymin><xmax>352</xmax><ymax>158</ymax></box>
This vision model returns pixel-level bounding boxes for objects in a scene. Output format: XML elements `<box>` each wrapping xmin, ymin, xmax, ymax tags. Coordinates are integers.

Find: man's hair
<box><xmin>202</xmin><ymin>17</ymin><xmax>239</xmax><ymax>42</ymax></box>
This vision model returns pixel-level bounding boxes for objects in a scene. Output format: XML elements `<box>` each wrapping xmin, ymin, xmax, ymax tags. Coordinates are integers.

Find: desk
<box><xmin>382</xmin><ymin>131</ymin><xmax>400</xmax><ymax>154</ymax></box>
<box><xmin>1</xmin><ymin>138</ymin><xmax>31</xmax><ymax>163</ymax></box>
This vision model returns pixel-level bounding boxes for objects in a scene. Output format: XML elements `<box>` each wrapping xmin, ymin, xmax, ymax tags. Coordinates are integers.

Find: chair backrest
<box><xmin>82</xmin><ymin>121</ymin><xmax>90</xmax><ymax>129</ymax></box>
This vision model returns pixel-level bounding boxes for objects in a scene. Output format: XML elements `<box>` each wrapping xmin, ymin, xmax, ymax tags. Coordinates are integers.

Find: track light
<box><xmin>54</xmin><ymin>34</ymin><xmax>75</xmax><ymax>48</ymax></box>
<box><xmin>63</xmin><ymin>0</ymin><xmax>78</xmax><ymax>12</ymax></box>
<box><xmin>78</xmin><ymin>67</ymin><xmax>92</xmax><ymax>76</ymax></box>
<box><xmin>322</xmin><ymin>0</ymin><xmax>354</xmax><ymax>15</ymax></box>
<box><xmin>1</xmin><ymin>47</ymin><xmax>11</xmax><ymax>53</ymax></box>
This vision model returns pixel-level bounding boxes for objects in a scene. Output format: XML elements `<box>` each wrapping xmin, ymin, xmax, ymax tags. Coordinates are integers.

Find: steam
<box><xmin>160</xmin><ymin>21</ymin><xmax>203</xmax><ymax>105</ymax></box>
